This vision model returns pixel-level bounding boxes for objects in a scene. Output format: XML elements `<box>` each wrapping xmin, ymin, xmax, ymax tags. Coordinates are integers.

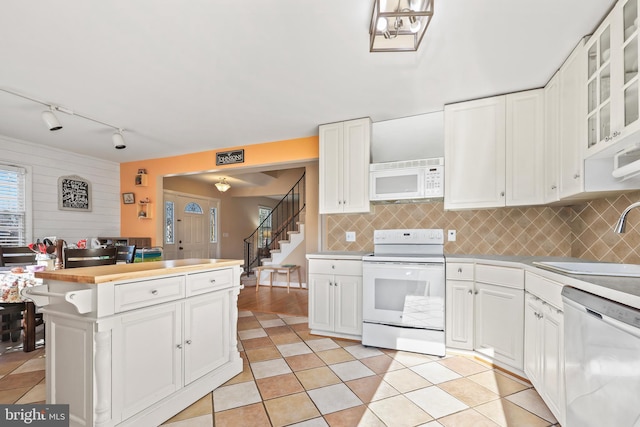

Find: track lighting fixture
<box><xmin>42</xmin><ymin>107</ymin><xmax>63</xmax><ymax>131</ymax></box>
<box><xmin>112</xmin><ymin>130</ymin><xmax>126</xmax><ymax>149</ymax></box>
<box><xmin>215</xmin><ymin>178</ymin><xmax>231</xmax><ymax>192</ymax></box>
<box><xmin>0</xmin><ymin>87</ymin><xmax>128</xmax><ymax>150</ymax></box>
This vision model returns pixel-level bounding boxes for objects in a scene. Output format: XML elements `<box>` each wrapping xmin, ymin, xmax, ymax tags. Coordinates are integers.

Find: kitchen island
<box><xmin>27</xmin><ymin>259</ymin><xmax>244</xmax><ymax>427</ymax></box>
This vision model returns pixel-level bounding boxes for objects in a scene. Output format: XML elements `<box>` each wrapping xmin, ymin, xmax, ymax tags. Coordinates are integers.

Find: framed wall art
<box><xmin>58</xmin><ymin>175</ymin><xmax>92</xmax><ymax>211</ymax></box>
<box><xmin>122</xmin><ymin>192</ymin><xmax>135</xmax><ymax>204</ymax></box>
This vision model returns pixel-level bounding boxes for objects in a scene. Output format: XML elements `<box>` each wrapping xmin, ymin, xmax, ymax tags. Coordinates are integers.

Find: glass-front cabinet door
<box><xmin>586</xmin><ymin>0</ymin><xmax>640</xmax><ymax>157</ymax></box>
<box><xmin>622</xmin><ymin>0</ymin><xmax>639</xmax><ymax>130</ymax></box>
<box><xmin>586</xmin><ymin>20</ymin><xmax>612</xmax><ymax>149</ymax></box>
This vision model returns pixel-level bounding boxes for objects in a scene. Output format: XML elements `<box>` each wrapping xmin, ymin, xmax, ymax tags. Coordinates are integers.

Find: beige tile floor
<box><xmin>0</xmin><ymin>312</ymin><xmax>561</xmax><ymax>427</ymax></box>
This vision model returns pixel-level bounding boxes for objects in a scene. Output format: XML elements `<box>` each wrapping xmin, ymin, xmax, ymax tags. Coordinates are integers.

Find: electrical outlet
<box><xmin>346</xmin><ymin>231</ymin><xmax>356</xmax><ymax>242</ymax></box>
<box><xmin>447</xmin><ymin>230</ymin><xmax>456</xmax><ymax>242</ymax></box>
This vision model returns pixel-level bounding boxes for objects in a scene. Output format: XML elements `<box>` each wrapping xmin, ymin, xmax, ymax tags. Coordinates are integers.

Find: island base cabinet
<box><xmin>115</xmin><ymin>303</ymin><xmax>182</xmax><ymax>420</ymax></box>
<box><xmin>46</xmin><ymin>316</ymin><xmax>96</xmax><ymax>427</ymax></box>
<box><xmin>42</xmin><ymin>266</ymin><xmax>243</xmax><ymax>427</ymax></box>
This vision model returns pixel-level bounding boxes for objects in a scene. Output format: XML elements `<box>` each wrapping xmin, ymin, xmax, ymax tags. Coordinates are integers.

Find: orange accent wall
<box><xmin>120</xmin><ymin>136</ymin><xmax>319</xmax><ymax>245</ymax></box>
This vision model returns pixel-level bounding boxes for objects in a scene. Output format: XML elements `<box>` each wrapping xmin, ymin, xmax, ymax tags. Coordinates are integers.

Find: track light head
<box><xmin>112</xmin><ymin>130</ymin><xmax>126</xmax><ymax>149</ymax></box>
<box><xmin>42</xmin><ymin>107</ymin><xmax>62</xmax><ymax>131</ymax></box>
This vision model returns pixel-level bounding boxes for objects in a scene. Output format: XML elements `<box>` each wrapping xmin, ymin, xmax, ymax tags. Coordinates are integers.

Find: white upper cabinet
<box><xmin>544</xmin><ymin>71</ymin><xmax>561</xmax><ymax>203</ymax></box>
<box><xmin>444</xmin><ymin>96</ymin><xmax>506</xmax><ymax>210</ymax></box>
<box><xmin>586</xmin><ymin>0</ymin><xmax>640</xmax><ymax>158</ymax></box>
<box><xmin>319</xmin><ymin>118</ymin><xmax>371</xmax><ymax>214</ymax></box>
<box><xmin>559</xmin><ymin>39</ymin><xmax>587</xmax><ymax>198</ymax></box>
<box><xmin>444</xmin><ymin>90</ymin><xmax>544</xmax><ymax>210</ymax></box>
<box><xmin>506</xmin><ymin>89</ymin><xmax>545</xmax><ymax>206</ymax></box>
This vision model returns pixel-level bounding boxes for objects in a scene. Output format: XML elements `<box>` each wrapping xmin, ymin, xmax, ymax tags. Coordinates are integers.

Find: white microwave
<box><xmin>369</xmin><ymin>158</ymin><xmax>444</xmax><ymax>201</ymax></box>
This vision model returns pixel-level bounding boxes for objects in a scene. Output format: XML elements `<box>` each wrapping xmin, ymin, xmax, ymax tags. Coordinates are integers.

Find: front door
<box><xmin>177</xmin><ymin>196</ymin><xmax>209</xmax><ymax>259</ymax></box>
<box><xmin>163</xmin><ymin>192</ymin><xmax>220</xmax><ymax>260</ymax></box>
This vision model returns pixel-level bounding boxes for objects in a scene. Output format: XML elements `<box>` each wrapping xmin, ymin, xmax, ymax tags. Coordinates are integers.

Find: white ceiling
<box><xmin>0</xmin><ymin>0</ymin><xmax>616</xmax><ymax>164</ymax></box>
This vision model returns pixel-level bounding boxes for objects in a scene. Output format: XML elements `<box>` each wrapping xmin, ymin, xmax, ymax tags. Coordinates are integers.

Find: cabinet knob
<box><xmin>210</xmin><ymin>279</ymin><xmax>216</xmax><ymax>284</ymax></box>
<box><xmin>151</xmin><ymin>290</ymin><xmax>159</xmax><ymax>295</ymax></box>
<box><xmin>458</xmin><ymin>267</ymin><xmax>462</xmax><ymax>273</ymax></box>
<box><xmin>551</xmin><ymin>185</ymin><xmax>557</xmax><ymax>190</ymax></box>
<box><xmin>176</xmin><ymin>344</ymin><xmax>182</xmax><ymax>349</ymax></box>
<box><xmin>474</xmin><ymin>290</ymin><xmax>478</xmax><ymax>295</ymax></box>
<box><xmin>338</xmin><ymin>200</ymin><xmax>342</xmax><ymax>205</ymax></box>
<box><xmin>331</xmin><ymin>265</ymin><xmax>335</xmax><ymax>269</ymax></box>
<box><xmin>186</xmin><ymin>340</ymin><xmax>192</xmax><ymax>345</ymax></box>
<box><xmin>613</xmin><ymin>130</ymin><xmax>621</xmax><ymax>137</ymax></box>
<box><xmin>467</xmin><ymin>290</ymin><xmax>473</xmax><ymax>295</ymax></box>
<box><xmin>574</xmin><ymin>173</ymin><xmax>580</xmax><ymax>179</ymax></box>
<box><xmin>500</xmin><ymin>191</ymin><xmax>505</xmax><ymax>197</ymax></box>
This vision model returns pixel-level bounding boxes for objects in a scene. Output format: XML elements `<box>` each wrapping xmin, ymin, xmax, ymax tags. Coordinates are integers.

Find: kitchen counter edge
<box><xmin>34</xmin><ymin>258</ymin><xmax>244</xmax><ymax>284</ymax></box>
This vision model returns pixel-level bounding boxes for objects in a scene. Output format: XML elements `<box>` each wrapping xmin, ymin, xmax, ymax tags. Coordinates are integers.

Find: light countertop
<box><xmin>34</xmin><ymin>258</ymin><xmax>243</xmax><ymax>284</ymax></box>
<box><xmin>446</xmin><ymin>254</ymin><xmax>640</xmax><ymax>310</ymax></box>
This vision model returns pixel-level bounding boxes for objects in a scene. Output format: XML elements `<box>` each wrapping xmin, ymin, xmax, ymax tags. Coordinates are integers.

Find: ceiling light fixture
<box><xmin>0</xmin><ymin>87</ymin><xmax>128</xmax><ymax>150</ymax></box>
<box><xmin>112</xmin><ymin>130</ymin><xmax>126</xmax><ymax>149</ymax></box>
<box><xmin>42</xmin><ymin>106</ymin><xmax>63</xmax><ymax>131</ymax></box>
<box><xmin>369</xmin><ymin>0</ymin><xmax>434</xmax><ymax>52</ymax></box>
<box><xmin>215</xmin><ymin>178</ymin><xmax>231</xmax><ymax>192</ymax></box>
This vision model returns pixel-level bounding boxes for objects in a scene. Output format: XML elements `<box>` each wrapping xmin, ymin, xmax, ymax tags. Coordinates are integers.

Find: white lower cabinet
<box><xmin>475</xmin><ymin>282</ymin><xmax>524</xmax><ymax>370</ymax></box>
<box><xmin>307</xmin><ymin>257</ymin><xmax>362</xmax><ymax>339</ymax></box>
<box><xmin>115</xmin><ymin>303</ymin><xmax>182</xmax><ymax>420</ymax></box>
<box><xmin>524</xmin><ymin>273</ymin><xmax>565</xmax><ymax>426</ymax></box>
<box><xmin>445</xmin><ymin>263</ymin><xmax>474</xmax><ymax>350</ymax></box>
<box><xmin>446</xmin><ymin>262</ymin><xmax>524</xmax><ymax>371</ymax></box>
<box><xmin>43</xmin><ymin>265</ymin><xmax>243</xmax><ymax>427</ymax></box>
<box><xmin>115</xmin><ymin>291</ymin><xmax>231</xmax><ymax>421</ymax></box>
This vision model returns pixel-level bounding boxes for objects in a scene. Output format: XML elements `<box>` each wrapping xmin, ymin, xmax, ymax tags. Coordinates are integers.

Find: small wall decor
<box><xmin>58</xmin><ymin>175</ymin><xmax>92</xmax><ymax>211</ymax></box>
<box><xmin>122</xmin><ymin>192</ymin><xmax>135</xmax><ymax>204</ymax></box>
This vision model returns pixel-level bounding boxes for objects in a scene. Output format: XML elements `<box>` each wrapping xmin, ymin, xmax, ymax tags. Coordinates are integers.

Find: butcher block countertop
<box><xmin>34</xmin><ymin>258</ymin><xmax>243</xmax><ymax>284</ymax></box>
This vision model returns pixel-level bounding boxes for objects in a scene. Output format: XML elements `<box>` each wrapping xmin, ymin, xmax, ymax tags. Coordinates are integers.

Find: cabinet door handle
<box><xmin>186</xmin><ymin>340</ymin><xmax>192</xmax><ymax>345</ymax></box>
<box><xmin>467</xmin><ymin>290</ymin><xmax>473</xmax><ymax>294</ymax></box>
<box><xmin>210</xmin><ymin>279</ymin><xmax>216</xmax><ymax>284</ymax></box>
<box><xmin>151</xmin><ymin>290</ymin><xmax>159</xmax><ymax>295</ymax></box>
<box><xmin>458</xmin><ymin>267</ymin><xmax>462</xmax><ymax>273</ymax></box>
<box><xmin>176</xmin><ymin>344</ymin><xmax>182</xmax><ymax>349</ymax></box>
<box><xmin>574</xmin><ymin>173</ymin><xmax>580</xmax><ymax>179</ymax></box>
<box><xmin>551</xmin><ymin>185</ymin><xmax>557</xmax><ymax>190</ymax></box>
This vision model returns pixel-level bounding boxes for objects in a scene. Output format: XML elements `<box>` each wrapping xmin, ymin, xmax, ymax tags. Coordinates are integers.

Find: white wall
<box><xmin>0</xmin><ymin>135</ymin><xmax>120</xmax><ymax>245</ymax></box>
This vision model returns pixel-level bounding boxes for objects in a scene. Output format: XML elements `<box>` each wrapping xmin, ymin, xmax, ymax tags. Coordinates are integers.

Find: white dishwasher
<box><xmin>562</xmin><ymin>286</ymin><xmax>640</xmax><ymax>427</ymax></box>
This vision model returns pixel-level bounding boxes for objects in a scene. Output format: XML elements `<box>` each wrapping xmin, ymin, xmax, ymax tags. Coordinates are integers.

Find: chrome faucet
<box><xmin>614</xmin><ymin>201</ymin><xmax>640</xmax><ymax>233</ymax></box>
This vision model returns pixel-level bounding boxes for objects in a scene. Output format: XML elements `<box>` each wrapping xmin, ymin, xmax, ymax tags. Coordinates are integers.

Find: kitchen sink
<box><xmin>533</xmin><ymin>261</ymin><xmax>640</xmax><ymax>277</ymax></box>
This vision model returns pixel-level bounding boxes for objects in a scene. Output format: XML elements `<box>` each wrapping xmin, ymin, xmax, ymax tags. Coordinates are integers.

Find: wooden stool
<box><xmin>254</xmin><ymin>265</ymin><xmax>302</xmax><ymax>293</ymax></box>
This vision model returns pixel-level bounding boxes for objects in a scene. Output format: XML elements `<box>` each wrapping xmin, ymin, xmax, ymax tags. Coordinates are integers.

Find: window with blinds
<box><xmin>0</xmin><ymin>164</ymin><xmax>27</xmax><ymax>246</ymax></box>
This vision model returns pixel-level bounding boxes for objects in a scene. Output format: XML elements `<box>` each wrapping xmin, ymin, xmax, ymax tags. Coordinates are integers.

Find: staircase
<box><xmin>243</xmin><ymin>172</ymin><xmax>305</xmax><ymax>277</ymax></box>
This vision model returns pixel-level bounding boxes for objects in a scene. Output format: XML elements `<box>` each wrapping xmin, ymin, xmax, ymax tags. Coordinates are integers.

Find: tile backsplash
<box><xmin>325</xmin><ymin>190</ymin><xmax>640</xmax><ymax>263</ymax></box>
